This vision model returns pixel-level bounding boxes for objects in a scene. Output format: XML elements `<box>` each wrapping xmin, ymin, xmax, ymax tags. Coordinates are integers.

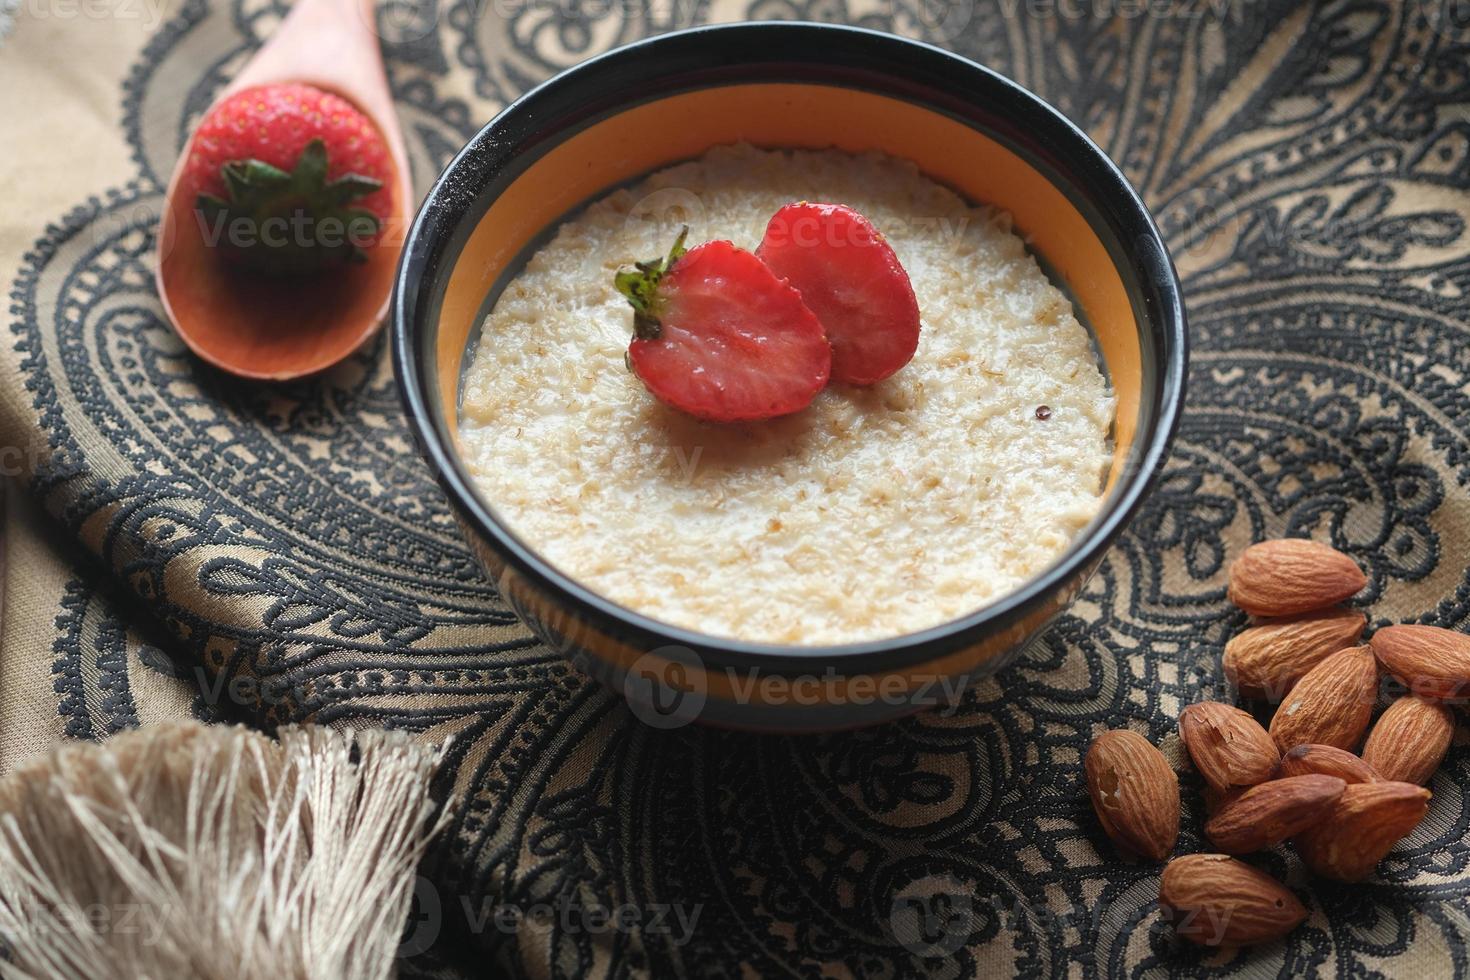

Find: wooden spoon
<box><xmin>155</xmin><ymin>0</ymin><xmax>411</xmax><ymax>380</ymax></box>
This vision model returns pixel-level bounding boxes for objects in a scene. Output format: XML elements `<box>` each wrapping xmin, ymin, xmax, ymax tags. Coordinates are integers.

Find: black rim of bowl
<box><xmin>392</xmin><ymin>21</ymin><xmax>1188</xmax><ymax>677</ymax></box>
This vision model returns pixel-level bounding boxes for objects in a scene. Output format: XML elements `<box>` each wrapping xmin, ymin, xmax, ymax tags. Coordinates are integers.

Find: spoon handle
<box><xmin>230</xmin><ymin>0</ymin><xmax>381</xmax><ymax>97</ymax></box>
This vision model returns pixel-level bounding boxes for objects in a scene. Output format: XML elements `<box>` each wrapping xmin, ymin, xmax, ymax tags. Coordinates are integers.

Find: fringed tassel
<box><xmin>0</xmin><ymin>722</ymin><xmax>450</xmax><ymax>980</ymax></box>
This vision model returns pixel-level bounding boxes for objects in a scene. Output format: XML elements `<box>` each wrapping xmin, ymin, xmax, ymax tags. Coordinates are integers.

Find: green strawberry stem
<box><xmin>195</xmin><ymin>138</ymin><xmax>383</xmax><ymax>276</ymax></box>
<box><xmin>614</xmin><ymin>227</ymin><xmax>688</xmax><ymax>340</ymax></box>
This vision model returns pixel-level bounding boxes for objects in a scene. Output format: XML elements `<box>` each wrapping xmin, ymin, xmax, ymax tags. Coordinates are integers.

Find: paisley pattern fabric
<box><xmin>3</xmin><ymin>0</ymin><xmax>1470</xmax><ymax>976</ymax></box>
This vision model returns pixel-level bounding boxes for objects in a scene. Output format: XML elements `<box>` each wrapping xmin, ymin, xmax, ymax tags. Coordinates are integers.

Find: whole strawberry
<box><xmin>184</xmin><ymin>82</ymin><xmax>393</xmax><ymax>275</ymax></box>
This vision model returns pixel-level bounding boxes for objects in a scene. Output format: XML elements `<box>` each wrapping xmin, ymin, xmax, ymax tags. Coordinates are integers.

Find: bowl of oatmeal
<box><xmin>393</xmin><ymin>23</ymin><xmax>1187</xmax><ymax>731</ymax></box>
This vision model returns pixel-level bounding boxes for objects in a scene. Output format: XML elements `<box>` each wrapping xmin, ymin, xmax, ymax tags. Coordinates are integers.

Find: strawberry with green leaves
<box><xmin>185</xmin><ymin>82</ymin><xmax>393</xmax><ymax>275</ymax></box>
<box><xmin>617</xmin><ymin>230</ymin><xmax>832</xmax><ymax>423</ymax></box>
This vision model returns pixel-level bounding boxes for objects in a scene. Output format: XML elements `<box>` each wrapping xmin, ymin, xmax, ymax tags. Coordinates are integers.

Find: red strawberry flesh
<box><xmin>756</xmin><ymin>202</ymin><xmax>920</xmax><ymax>385</ymax></box>
<box><xmin>622</xmin><ymin>237</ymin><xmax>831</xmax><ymax>422</ymax></box>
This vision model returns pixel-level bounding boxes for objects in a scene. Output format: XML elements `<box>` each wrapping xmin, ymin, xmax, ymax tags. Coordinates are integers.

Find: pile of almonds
<box><xmin>1086</xmin><ymin>538</ymin><xmax>1467</xmax><ymax>947</ymax></box>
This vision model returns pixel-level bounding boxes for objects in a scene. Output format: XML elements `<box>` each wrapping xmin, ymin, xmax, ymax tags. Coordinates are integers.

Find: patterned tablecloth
<box><xmin>3</xmin><ymin>0</ymin><xmax>1470</xmax><ymax>976</ymax></box>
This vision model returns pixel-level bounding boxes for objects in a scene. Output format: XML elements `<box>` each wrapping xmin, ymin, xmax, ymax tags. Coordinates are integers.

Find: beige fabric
<box><xmin>0</xmin><ymin>486</ymin><xmax>67</xmax><ymax>774</ymax></box>
<box><xmin>0</xmin><ymin>483</ymin><xmax>209</xmax><ymax>775</ymax></box>
<box><xmin>0</xmin><ymin>7</ymin><xmax>155</xmax><ymax>237</ymax></box>
<box><xmin>0</xmin><ymin>0</ymin><xmax>200</xmax><ymax>779</ymax></box>
<box><xmin>0</xmin><ymin>11</ymin><xmax>164</xmax><ymax>760</ymax></box>
<box><xmin>4</xmin><ymin>3</ymin><xmax>1470</xmax><ymax>978</ymax></box>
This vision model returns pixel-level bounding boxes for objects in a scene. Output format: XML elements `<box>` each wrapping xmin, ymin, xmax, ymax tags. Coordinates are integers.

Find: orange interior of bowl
<box><xmin>435</xmin><ymin>82</ymin><xmax>1142</xmax><ymax>484</ymax></box>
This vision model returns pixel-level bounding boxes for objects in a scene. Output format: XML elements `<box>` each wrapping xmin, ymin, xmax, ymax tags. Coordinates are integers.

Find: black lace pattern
<box><xmin>10</xmin><ymin>1</ymin><xmax>1470</xmax><ymax>975</ymax></box>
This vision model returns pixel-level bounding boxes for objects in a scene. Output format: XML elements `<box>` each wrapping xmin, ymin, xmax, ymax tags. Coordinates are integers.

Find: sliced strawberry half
<box><xmin>756</xmin><ymin>202</ymin><xmax>920</xmax><ymax>386</ymax></box>
<box><xmin>618</xmin><ymin>231</ymin><xmax>831</xmax><ymax>422</ymax></box>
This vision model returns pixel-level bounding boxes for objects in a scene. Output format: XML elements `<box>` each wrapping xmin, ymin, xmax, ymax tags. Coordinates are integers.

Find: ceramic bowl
<box><xmin>393</xmin><ymin>22</ymin><xmax>1187</xmax><ymax>732</ymax></box>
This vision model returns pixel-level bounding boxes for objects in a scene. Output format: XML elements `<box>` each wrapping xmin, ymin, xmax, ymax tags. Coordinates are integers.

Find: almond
<box><xmin>1371</xmin><ymin>624</ymin><xmax>1470</xmax><ymax>701</ymax></box>
<box><xmin>1158</xmin><ymin>854</ymin><xmax>1307</xmax><ymax>946</ymax></box>
<box><xmin>1223</xmin><ymin>607</ymin><xmax>1367</xmax><ymax>700</ymax></box>
<box><xmin>1293</xmin><ymin>780</ymin><xmax>1430</xmax><ymax>882</ymax></box>
<box><xmin>1227</xmin><ymin>539</ymin><xmax>1366</xmax><ymax>617</ymax></box>
<box><xmin>1272</xmin><ymin>743</ymin><xmax>1379</xmax><ymax>784</ymax></box>
<box><xmin>1085</xmin><ymin>730</ymin><xmax>1179</xmax><ymax>862</ymax></box>
<box><xmin>1179</xmin><ymin>702</ymin><xmax>1279</xmax><ymax>792</ymax></box>
<box><xmin>1361</xmin><ymin>696</ymin><xmax>1455</xmax><ymax>785</ymax></box>
<box><xmin>1204</xmin><ymin>774</ymin><xmax>1345</xmax><ymax>853</ymax></box>
<box><xmin>1268</xmin><ymin>646</ymin><xmax>1378</xmax><ymax>752</ymax></box>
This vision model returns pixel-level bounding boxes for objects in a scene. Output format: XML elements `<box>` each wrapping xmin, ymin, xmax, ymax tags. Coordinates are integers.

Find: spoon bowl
<box><xmin>155</xmin><ymin>0</ymin><xmax>411</xmax><ymax>380</ymax></box>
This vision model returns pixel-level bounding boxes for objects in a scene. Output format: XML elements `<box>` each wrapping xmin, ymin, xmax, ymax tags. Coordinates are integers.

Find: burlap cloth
<box><xmin>3</xmin><ymin>1</ymin><xmax>1470</xmax><ymax>976</ymax></box>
